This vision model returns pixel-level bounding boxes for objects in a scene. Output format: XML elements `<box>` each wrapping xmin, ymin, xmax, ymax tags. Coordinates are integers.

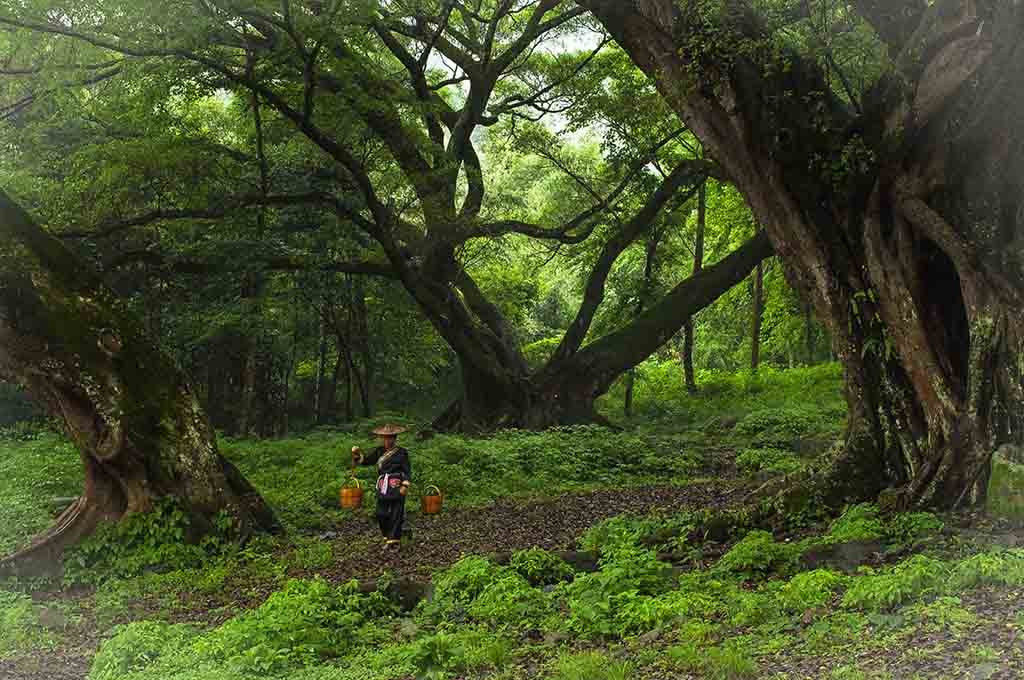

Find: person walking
<box><xmin>351</xmin><ymin>424</ymin><xmax>411</xmax><ymax>548</ymax></box>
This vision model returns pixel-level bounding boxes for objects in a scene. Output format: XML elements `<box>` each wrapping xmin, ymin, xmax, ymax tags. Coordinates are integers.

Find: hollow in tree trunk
<box><xmin>0</xmin><ymin>192</ymin><xmax>278</xmax><ymax>575</ymax></box>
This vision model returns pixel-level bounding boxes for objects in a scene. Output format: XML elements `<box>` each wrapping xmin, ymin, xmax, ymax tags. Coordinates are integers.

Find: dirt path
<box><xmin>315</xmin><ymin>481</ymin><xmax>740</xmax><ymax>584</ymax></box>
<box><xmin>0</xmin><ymin>481</ymin><xmax>741</xmax><ymax>680</ymax></box>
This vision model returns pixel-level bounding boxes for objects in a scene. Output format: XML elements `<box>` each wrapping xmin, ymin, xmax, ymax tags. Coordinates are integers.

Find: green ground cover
<box><xmin>3</xmin><ymin>364</ymin><xmax>1021</xmax><ymax>679</ymax></box>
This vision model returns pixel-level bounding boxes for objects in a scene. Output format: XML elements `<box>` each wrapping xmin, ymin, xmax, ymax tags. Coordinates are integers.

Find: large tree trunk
<box><xmin>580</xmin><ymin>0</ymin><xmax>1024</xmax><ymax>509</ymax></box>
<box><xmin>0</xmin><ymin>192</ymin><xmax>278</xmax><ymax>574</ymax></box>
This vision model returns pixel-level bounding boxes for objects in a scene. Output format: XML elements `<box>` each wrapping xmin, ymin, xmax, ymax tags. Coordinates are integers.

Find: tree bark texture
<box><xmin>579</xmin><ymin>0</ymin><xmax>1024</xmax><ymax>509</ymax></box>
<box><xmin>0</xmin><ymin>192</ymin><xmax>278</xmax><ymax>573</ymax></box>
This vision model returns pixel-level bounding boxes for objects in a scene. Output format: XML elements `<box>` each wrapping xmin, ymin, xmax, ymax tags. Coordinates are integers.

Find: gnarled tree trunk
<box><xmin>434</xmin><ymin>230</ymin><xmax>774</xmax><ymax>431</ymax></box>
<box><xmin>580</xmin><ymin>0</ymin><xmax>1024</xmax><ymax>509</ymax></box>
<box><xmin>0</xmin><ymin>192</ymin><xmax>278</xmax><ymax>574</ymax></box>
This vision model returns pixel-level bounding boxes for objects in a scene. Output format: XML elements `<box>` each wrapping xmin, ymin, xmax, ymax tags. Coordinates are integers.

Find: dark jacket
<box><xmin>359</xmin><ymin>446</ymin><xmax>411</xmax><ymax>499</ymax></box>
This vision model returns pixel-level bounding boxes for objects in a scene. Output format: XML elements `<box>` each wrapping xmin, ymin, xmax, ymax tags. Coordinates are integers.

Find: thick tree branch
<box><xmin>104</xmin><ymin>249</ymin><xmax>398</xmax><ymax>278</ymax></box>
<box><xmin>552</xmin><ymin>230</ymin><xmax>775</xmax><ymax>390</ymax></box>
<box><xmin>59</xmin><ymin>192</ymin><xmax>346</xmax><ymax>239</ymax></box>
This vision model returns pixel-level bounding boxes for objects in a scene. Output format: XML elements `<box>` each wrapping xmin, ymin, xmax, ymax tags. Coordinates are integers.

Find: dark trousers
<box><xmin>376</xmin><ymin>498</ymin><xmax>406</xmax><ymax>540</ymax></box>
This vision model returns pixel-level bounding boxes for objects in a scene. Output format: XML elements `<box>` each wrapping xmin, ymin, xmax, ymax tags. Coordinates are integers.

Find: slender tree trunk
<box><xmin>351</xmin><ymin>277</ymin><xmax>374</xmax><ymax>418</ymax></box>
<box><xmin>625</xmin><ymin>233</ymin><xmax>660</xmax><ymax>418</ymax></box>
<box><xmin>238</xmin><ymin>83</ymin><xmax>270</xmax><ymax>438</ymax></box>
<box><xmin>683</xmin><ymin>180</ymin><xmax>706</xmax><ymax>393</ymax></box>
<box><xmin>314</xmin><ymin>311</ymin><xmax>328</xmax><ymax>425</ymax></box>
<box><xmin>0</xmin><ymin>192</ymin><xmax>278</xmax><ymax>574</ymax></box>
<box><xmin>750</xmin><ymin>238</ymin><xmax>764</xmax><ymax>373</ymax></box>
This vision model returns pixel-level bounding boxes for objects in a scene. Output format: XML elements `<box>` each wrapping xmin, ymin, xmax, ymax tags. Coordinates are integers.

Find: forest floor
<box><xmin>3</xmin><ymin>476</ymin><xmax>1024</xmax><ymax>680</ymax></box>
<box><xmin>2</xmin><ymin>367</ymin><xmax>1024</xmax><ymax>679</ymax></box>
<box><xmin>0</xmin><ymin>480</ymin><xmax>742</xmax><ymax>680</ymax></box>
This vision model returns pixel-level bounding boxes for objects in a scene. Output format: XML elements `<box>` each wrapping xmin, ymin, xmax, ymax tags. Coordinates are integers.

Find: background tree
<box><xmin>0</xmin><ymin>0</ymin><xmax>773</xmax><ymax>431</ymax></box>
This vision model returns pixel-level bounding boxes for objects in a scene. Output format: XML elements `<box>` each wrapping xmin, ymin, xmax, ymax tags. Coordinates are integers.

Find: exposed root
<box><xmin>0</xmin><ymin>496</ymin><xmax>114</xmax><ymax>579</ymax></box>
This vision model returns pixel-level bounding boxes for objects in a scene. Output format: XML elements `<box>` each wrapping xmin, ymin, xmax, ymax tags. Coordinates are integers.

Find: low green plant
<box><xmin>0</xmin><ymin>589</ymin><xmax>58</xmax><ymax>658</ymax></box>
<box><xmin>0</xmin><ymin>432</ymin><xmax>83</xmax><ymax>555</ymax></box>
<box><xmin>735</xmin><ymin>447</ymin><xmax>803</xmax><ymax>475</ymax></box>
<box><xmin>778</xmin><ymin>569</ymin><xmax>845</xmax><ymax>612</ymax></box>
<box><xmin>63</xmin><ymin>499</ymin><xmax>235</xmax><ymax>586</ymax></box>
<box><xmin>824</xmin><ymin>503</ymin><xmax>884</xmax><ymax>544</ymax></box>
<box><xmin>715</xmin><ymin>530</ymin><xmax>799</xmax><ymax>577</ymax></box>
<box><xmin>467</xmin><ymin>572</ymin><xmax>553</xmax><ymax>628</ymax></box>
<box><xmin>906</xmin><ymin>595</ymin><xmax>976</xmax><ymax>632</ymax></box>
<box><xmin>842</xmin><ymin>555</ymin><xmax>948</xmax><ymax>611</ymax></box>
<box><xmin>884</xmin><ymin>512</ymin><xmax>944</xmax><ymax>547</ymax></box>
<box><xmin>290</xmin><ymin>537</ymin><xmax>335</xmax><ymax>571</ymax></box>
<box><xmin>735</xmin><ymin>406</ymin><xmax>824</xmax><ymax>442</ymax></box>
<box><xmin>399</xmin><ymin>628</ymin><xmax>512</xmax><ymax>680</ymax></box>
<box><xmin>430</xmin><ymin>556</ymin><xmax>505</xmax><ymax>607</ymax></box>
<box><xmin>552</xmin><ymin>651</ymin><xmax>632</xmax><ymax>680</ymax></box>
<box><xmin>667</xmin><ymin>640</ymin><xmax>758</xmax><ymax>679</ymax></box>
<box><xmin>508</xmin><ymin>548</ymin><xmax>574</xmax><ymax>586</ymax></box>
<box><xmin>88</xmin><ymin>621</ymin><xmax>199</xmax><ymax>680</ymax></box>
<box><xmin>558</xmin><ymin>546</ymin><xmax>671</xmax><ymax>636</ymax></box>
<box><xmin>191</xmin><ymin>577</ymin><xmax>396</xmax><ymax>673</ymax></box>
<box><xmin>947</xmin><ymin>548</ymin><xmax>1024</xmax><ymax>590</ymax></box>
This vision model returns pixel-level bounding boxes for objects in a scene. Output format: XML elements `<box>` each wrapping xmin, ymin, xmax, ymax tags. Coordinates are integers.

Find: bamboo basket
<box><xmin>421</xmin><ymin>484</ymin><xmax>443</xmax><ymax>515</ymax></box>
<box><xmin>340</xmin><ymin>477</ymin><xmax>364</xmax><ymax>509</ymax></box>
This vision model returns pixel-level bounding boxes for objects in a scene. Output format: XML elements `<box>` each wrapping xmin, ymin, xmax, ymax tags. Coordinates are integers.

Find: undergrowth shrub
<box><xmin>552</xmin><ymin>651</ymin><xmax>632</xmax><ymax>680</ymax></box>
<box><xmin>947</xmin><ymin>549</ymin><xmax>1024</xmax><ymax>590</ymax></box>
<box><xmin>778</xmin><ymin>569</ymin><xmax>845</xmax><ymax>612</ymax></box>
<box><xmin>399</xmin><ymin>628</ymin><xmax>513</xmax><ymax>679</ymax></box>
<box><xmin>64</xmin><ymin>499</ymin><xmax>235</xmax><ymax>586</ymax></box>
<box><xmin>0</xmin><ymin>589</ymin><xmax>57</xmax><ymax>657</ymax></box>
<box><xmin>507</xmin><ymin>548</ymin><xmax>575</xmax><ymax>586</ymax></box>
<box><xmin>468</xmin><ymin>572</ymin><xmax>554</xmax><ymax>628</ymax></box>
<box><xmin>715</xmin><ymin>530</ymin><xmax>800</xmax><ymax>577</ymax></box>
<box><xmin>192</xmin><ymin>578</ymin><xmax>395</xmax><ymax>673</ymax></box>
<box><xmin>558</xmin><ymin>547</ymin><xmax>671</xmax><ymax>637</ymax></box>
<box><xmin>735</xmin><ymin>406</ymin><xmax>825</xmax><ymax>444</ymax></box>
<box><xmin>885</xmin><ymin>512</ymin><xmax>944</xmax><ymax>547</ymax></box>
<box><xmin>668</xmin><ymin>640</ymin><xmax>759</xmax><ymax>679</ymax></box>
<box><xmin>0</xmin><ymin>432</ymin><xmax>82</xmax><ymax>555</ymax></box>
<box><xmin>89</xmin><ymin>621</ymin><xmax>199</xmax><ymax>680</ymax></box>
<box><xmin>823</xmin><ymin>504</ymin><xmax>884</xmax><ymax>544</ymax></box>
<box><xmin>578</xmin><ymin>513</ymin><xmax>695</xmax><ymax>555</ymax></box>
<box><xmin>842</xmin><ymin>555</ymin><xmax>948</xmax><ymax>611</ymax></box>
<box><xmin>735</xmin><ymin>448</ymin><xmax>803</xmax><ymax>475</ymax></box>
<box><xmin>430</xmin><ymin>556</ymin><xmax>505</xmax><ymax>607</ymax></box>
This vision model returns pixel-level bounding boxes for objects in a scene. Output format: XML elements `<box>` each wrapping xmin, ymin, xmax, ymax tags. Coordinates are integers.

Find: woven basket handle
<box><xmin>343</xmin><ymin>477</ymin><xmax>364</xmax><ymax>489</ymax></box>
<box><xmin>423</xmin><ymin>484</ymin><xmax>442</xmax><ymax>497</ymax></box>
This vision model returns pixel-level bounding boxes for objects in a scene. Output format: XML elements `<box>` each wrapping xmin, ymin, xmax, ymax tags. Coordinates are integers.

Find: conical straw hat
<box><xmin>371</xmin><ymin>424</ymin><xmax>407</xmax><ymax>436</ymax></box>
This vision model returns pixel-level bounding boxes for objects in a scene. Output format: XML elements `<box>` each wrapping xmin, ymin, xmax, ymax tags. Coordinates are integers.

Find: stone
<box><xmin>800</xmin><ymin>539</ymin><xmax>883</xmax><ymax>573</ymax></box>
<box><xmin>986</xmin><ymin>446</ymin><xmax>1024</xmax><ymax>523</ymax></box>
